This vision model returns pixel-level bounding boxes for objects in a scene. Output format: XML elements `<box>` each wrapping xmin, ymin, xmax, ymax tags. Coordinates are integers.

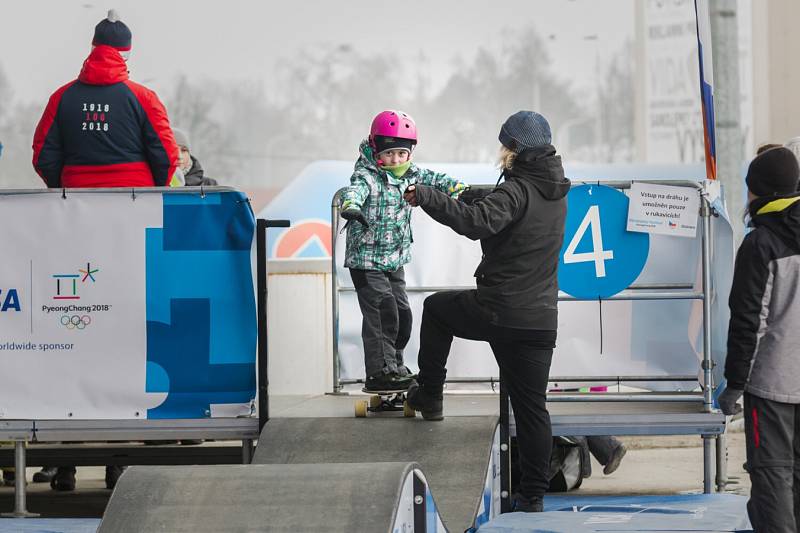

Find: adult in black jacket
<box><xmin>718</xmin><ymin>146</ymin><xmax>800</xmax><ymax>532</ymax></box>
<box><xmin>404</xmin><ymin>111</ymin><xmax>570</xmax><ymax>512</ymax></box>
<box><xmin>173</xmin><ymin>128</ymin><xmax>218</xmax><ymax>186</ymax></box>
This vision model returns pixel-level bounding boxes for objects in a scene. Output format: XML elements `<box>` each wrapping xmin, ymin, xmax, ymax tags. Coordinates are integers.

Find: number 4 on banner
<box><xmin>563</xmin><ymin>205</ymin><xmax>614</xmax><ymax>277</ymax></box>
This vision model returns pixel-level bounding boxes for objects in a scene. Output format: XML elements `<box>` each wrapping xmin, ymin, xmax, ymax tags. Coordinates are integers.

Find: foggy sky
<box><xmin>1</xmin><ymin>0</ymin><xmax>634</xmax><ymax>104</ymax></box>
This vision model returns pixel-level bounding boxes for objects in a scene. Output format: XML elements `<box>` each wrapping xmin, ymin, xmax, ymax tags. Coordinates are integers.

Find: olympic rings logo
<box><xmin>60</xmin><ymin>314</ymin><xmax>91</xmax><ymax>330</ymax></box>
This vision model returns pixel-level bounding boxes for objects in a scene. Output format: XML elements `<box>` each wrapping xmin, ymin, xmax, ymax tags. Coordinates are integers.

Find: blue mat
<box><xmin>0</xmin><ymin>495</ymin><xmax>752</xmax><ymax>533</ymax></box>
<box><xmin>479</xmin><ymin>494</ymin><xmax>752</xmax><ymax>532</ymax></box>
<box><xmin>0</xmin><ymin>518</ymin><xmax>99</xmax><ymax>533</ymax></box>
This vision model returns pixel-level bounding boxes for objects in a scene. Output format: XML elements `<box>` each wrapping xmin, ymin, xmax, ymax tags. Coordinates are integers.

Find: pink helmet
<box><xmin>369</xmin><ymin>110</ymin><xmax>418</xmax><ymax>145</ymax></box>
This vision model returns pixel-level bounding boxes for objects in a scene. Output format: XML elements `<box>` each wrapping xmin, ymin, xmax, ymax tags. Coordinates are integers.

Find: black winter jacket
<box><xmin>726</xmin><ymin>193</ymin><xmax>800</xmax><ymax>403</ymax></box>
<box><xmin>184</xmin><ymin>156</ymin><xmax>218</xmax><ymax>186</ymax></box>
<box><xmin>415</xmin><ymin>147</ymin><xmax>570</xmax><ymax>330</ymax></box>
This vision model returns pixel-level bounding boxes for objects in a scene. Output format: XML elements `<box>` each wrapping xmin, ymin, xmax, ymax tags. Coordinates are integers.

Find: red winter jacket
<box><xmin>32</xmin><ymin>46</ymin><xmax>178</xmax><ymax>188</ymax></box>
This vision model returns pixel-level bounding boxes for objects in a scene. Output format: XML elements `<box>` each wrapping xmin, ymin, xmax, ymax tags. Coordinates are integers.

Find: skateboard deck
<box><xmin>355</xmin><ymin>388</ymin><xmax>416</xmax><ymax>418</ymax></box>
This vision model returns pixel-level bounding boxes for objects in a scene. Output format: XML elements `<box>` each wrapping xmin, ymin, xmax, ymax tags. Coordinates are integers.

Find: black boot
<box><xmin>603</xmin><ymin>443</ymin><xmax>627</xmax><ymax>475</ymax></box>
<box><xmin>365</xmin><ymin>372</ymin><xmax>414</xmax><ymax>392</ymax></box>
<box><xmin>33</xmin><ymin>466</ymin><xmax>58</xmax><ymax>483</ymax></box>
<box><xmin>50</xmin><ymin>467</ymin><xmax>76</xmax><ymax>491</ymax></box>
<box><xmin>511</xmin><ymin>493</ymin><xmax>544</xmax><ymax>512</ymax></box>
<box><xmin>406</xmin><ymin>382</ymin><xmax>443</xmax><ymax>421</ymax></box>
<box><xmin>105</xmin><ymin>465</ymin><xmax>125</xmax><ymax>490</ymax></box>
<box><xmin>2</xmin><ymin>470</ymin><xmax>14</xmax><ymax>487</ymax></box>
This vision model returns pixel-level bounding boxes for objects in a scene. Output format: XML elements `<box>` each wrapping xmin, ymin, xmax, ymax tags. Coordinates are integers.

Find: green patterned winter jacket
<box><xmin>342</xmin><ymin>141</ymin><xmax>467</xmax><ymax>271</ymax></box>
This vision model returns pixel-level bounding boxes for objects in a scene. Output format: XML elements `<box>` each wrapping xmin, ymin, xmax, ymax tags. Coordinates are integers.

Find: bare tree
<box><xmin>595</xmin><ymin>39</ymin><xmax>635</xmax><ymax>162</ymax></box>
<box><xmin>0</xmin><ymin>63</ymin><xmax>43</xmax><ymax>188</ymax></box>
<box><xmin>422</xmin><ymin>27</ymin><xmax>585</xmax><ymax>164</ymax></box>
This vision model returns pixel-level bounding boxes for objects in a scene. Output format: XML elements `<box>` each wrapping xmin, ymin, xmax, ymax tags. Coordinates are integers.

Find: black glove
<box><xmin>341</xmin><ymin>207</ymin><xmax>369</xmax><ymax>228</ymax></box>
<box><xmin>717</xmin><ymin>386</ymin><xmax>743</xmax><ymax>415</ymax></box>
<box><xmin>459</xmin><ymin>187</ymin><xmax>492</xmax><ymax>205</ymax></box>
<box><xmin>403</xmin><ymin>185</ymin><xmax>418</xmax><ymax>207</ymax></box>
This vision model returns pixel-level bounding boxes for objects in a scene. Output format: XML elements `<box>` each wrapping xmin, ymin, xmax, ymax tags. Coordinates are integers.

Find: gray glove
<box><xmin>341</xmin><ymin>207</ymin><xmax>369</xmax><ymax>228</ymax></box>
<box><xmin>717</xmin><ymin>386</ymin><xmax>744</xmax><ymax>415</ymax></box>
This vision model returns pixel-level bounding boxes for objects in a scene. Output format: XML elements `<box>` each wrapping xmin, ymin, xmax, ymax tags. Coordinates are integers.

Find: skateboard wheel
<box><xmin>403</xmin><ymin>401</ymin><xmax>416</xmax><ymax>418</ymax></box>
<box><xmin>369</xmin><ymin>395</ymin><xmax>382</xmax><ymax>408</ymax></box>
<box><xmin>355</xmin><ymin>400</ymin><xmax>368</xmax><ymax>418</ymax></box>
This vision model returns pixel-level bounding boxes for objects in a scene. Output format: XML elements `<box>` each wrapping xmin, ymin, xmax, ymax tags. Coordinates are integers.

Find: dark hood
<box><xmin>184</xmin><ymin>156</ymin><xmax>218</xmax><ymax>186</ymax></box>
<box><xmin>506</xmin><ymin>144</ymin><xmax>570</xmax><ymax>201</ymax></box>
<box><xmin>186</xmin><ymin>156</ymin><xmax>204</xmax><ymax>179</ymax></box>
<box><xmin>751</xmin><ymin>193</ymin><xmax>800</xmax><ymax>252</ymax></box>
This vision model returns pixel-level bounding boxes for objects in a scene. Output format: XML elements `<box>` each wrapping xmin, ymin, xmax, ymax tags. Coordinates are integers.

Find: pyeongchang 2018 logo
<box><xmin>42</xmin><ymin>262</ymin><xmax>112</xmax><ymax>330</ymax></box>
<box><xmin>52</xmin><ymin>262</ymin><xmax>99</xmax><ymax>300</ymax></box>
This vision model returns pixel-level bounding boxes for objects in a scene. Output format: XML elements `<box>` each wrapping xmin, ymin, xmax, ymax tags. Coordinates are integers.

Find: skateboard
<box><xmin>355</xmin><ymin>388</ymin><xmax>416</xmax><ymax>418</ymax></box>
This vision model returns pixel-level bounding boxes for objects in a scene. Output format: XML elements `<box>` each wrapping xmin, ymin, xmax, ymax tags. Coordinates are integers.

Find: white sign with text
<box><xmin>627</xmin><ymin>182</ymin><xmax>700</xmax><ymax>238</ymax></box>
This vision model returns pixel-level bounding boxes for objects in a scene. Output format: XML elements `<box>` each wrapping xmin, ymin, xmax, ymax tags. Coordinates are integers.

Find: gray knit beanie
<box><xmin>498</xmin><ymin>111</ymin><xmax>552</xmax><ymax>153</ymax></box>
<box><xmin>173</xmin><ymin>128</ymin><xmax>191</xmax><ymax>150</ymax></box>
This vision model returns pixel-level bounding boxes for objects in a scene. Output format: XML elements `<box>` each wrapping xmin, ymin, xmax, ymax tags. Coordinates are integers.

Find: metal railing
<box><xmin>331</xmin><ymin>180</ymin><xmax>714</xmax><ymax>400</ymax></box>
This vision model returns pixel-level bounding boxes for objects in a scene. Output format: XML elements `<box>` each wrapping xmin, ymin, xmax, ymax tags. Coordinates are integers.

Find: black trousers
<box><xmin>417</xmin><ymin>290</ymin><xmax>556</xmax><ymax>498</ymax></box>
<box><xmin>744</xmin><ymin>392</ymin><xmax>800</xmax><ymax>533</ymax></box>
<box><xmin>350</xmin><ymin>267</ymin><xmax>412</xmax><ymax>378</ymax></box>
<box><xmin>572</xmin><ymin>435</ymin><xmax>624</xmax><ymax>477</ymax></box>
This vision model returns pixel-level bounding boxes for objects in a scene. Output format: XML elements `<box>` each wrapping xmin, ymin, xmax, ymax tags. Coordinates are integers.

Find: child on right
<box><xmin>718</xmin><ymin>146</ymin><xmax>800</xmax><ymax>531</ymax></box>
<box><xmin>341</xmin><ymin>110</ymin><xmax>467</xmax><ymax>392</ymax></box>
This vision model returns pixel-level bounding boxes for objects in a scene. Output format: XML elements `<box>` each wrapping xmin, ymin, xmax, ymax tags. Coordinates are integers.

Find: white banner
<box><xmin>0</xmin><ymin>190</ymin><xmax>257</xmax><ymax>420</ymax></box>
<box><xmin>627</xmin><ymin>182</ymin><xmax>700</xmax><ymax>237</ymax></box>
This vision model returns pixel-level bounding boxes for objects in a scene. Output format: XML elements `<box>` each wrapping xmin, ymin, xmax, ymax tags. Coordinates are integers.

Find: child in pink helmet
<box><xmin>341</xmin><ymin>110</ymin><xmax>468</xmax><ymax>392</ymax></box>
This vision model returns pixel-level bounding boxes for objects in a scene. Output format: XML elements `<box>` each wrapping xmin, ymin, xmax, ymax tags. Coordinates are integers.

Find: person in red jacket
<box><xmin>30</xmin><ymin>10</ymin><xmax>178</xmax><ymax>492</ymax></box>
<box><xmin>32</xmin><ymin>9</ymin><xmax>178</xmax><ymax>188</ymax></box>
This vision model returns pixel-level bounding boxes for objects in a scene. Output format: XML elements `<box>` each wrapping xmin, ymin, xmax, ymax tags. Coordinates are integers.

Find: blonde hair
<box><xmin>497</xmin><ymin>146</ymin><xmax>517</xmax><ymax>170</ymax></box>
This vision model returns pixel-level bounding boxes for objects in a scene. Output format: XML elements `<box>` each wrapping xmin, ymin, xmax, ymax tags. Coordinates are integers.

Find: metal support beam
<box><xmin>2</xmin><ymin>441</ymin><xmax>39</xmax><ymax>518</ymax></box>
<box><xmin>499</xmin><ymin>380</ymin><xmax>512</xmax><ymax>513</ymax></box>
<box><xmin>257</xmin><ymin>218</ymin><xmax>291</xmax><ymax>432</ymax></box>
<box><xmin>257</xmin><ymin>219</ymin><xmax>269</xmax><ymax>434</ymax></box>
<box><xmin>703</xmin><ymin>435</ymin><xmax>714</xmax><ymax>494</ymax></box>
<box><xmin>710</xmin><ymin>0</ymin><xmax>744</xmax><ymax>244</ymax></box>
<box><xmin>331</xmin><ymin>194</ymin><xmax>343</xmax><ymax>394</ymax></box>
<box><xmin>716</xmin><ymin>432</ymin><xmax>728</xmax><ymax>492</ymax></box>
<box><xmin>701</xmin><ymin>195</ymin><xmax>715</xmax><ymax>414</ymax></box>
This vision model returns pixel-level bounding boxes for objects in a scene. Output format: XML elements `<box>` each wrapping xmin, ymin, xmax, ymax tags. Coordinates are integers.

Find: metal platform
<box><xmin>31</xmin><ymin>417</ymin><xmax>259</xmax><ymax>442</ymax></box>
<box><xmin>0</xmin><ymin>442</ymin><xmax>248</xmax><ymax>469</ymax></box>
<box><xmin>0</xmin><ymin>421</ymin><xmax>34</xmax><ymax>441</ymax></box>
<box><xmin>269</xmin><ymin>393</ymin><xmax>726</xmax><ymax>437</ymax></box>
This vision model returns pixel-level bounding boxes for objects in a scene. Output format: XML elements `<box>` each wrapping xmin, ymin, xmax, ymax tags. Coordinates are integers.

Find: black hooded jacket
<box><xmin>725</xmin><ymin>193</ymin><xmax>800</xmax><ymax>402</ymax></box>
<box><xmin>414</xmin><ymin>146</ymin><xmax>570</xmax><ymax>330</ymax></box>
